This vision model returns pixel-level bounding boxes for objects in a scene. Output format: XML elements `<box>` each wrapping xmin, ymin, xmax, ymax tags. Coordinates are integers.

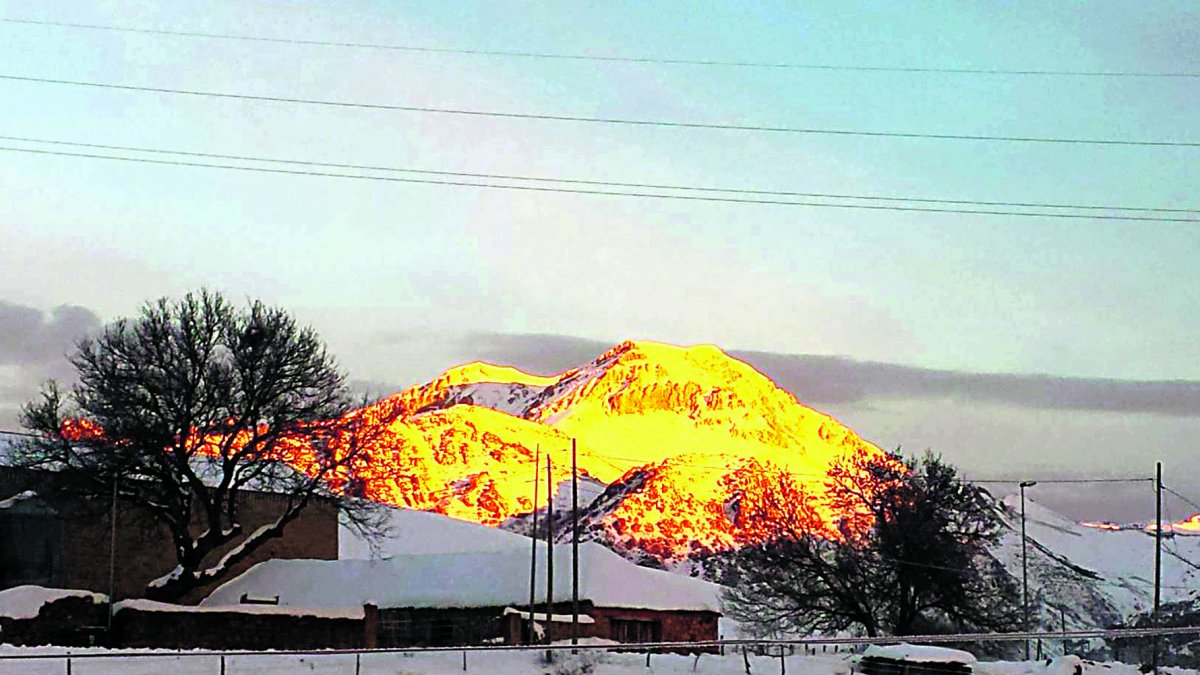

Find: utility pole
<box><xmin>1153</xmin><ymin>462</ymin><xmax>1162</xmax><ymax>675</ymax></box>
<box><xmin>107</xmin><ymin>477</ymin><xmax>118</xmax><ymax>637</ymax></box>
<box><xmin>1020</xmin><ymin>480</ymin><xmax>1038</xmax><ymax>662</ymax></box>
<box><xmin>571</xmin><ymin>438</ymin><xmax>580</xmax><ymax>650</ymax></box>
<box><xmin>546</xmin><ymin>454</ymin><xmax>554</xmax><ymax>656</ymax></box>
<box><xmin>527</xmin><ymin>446</ymin><xmax>540</xmax><ymax>645</ymax></box>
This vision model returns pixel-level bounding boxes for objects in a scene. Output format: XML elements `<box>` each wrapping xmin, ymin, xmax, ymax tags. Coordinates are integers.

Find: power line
<box><xmin>5</xmin><ymin>145</ymin><xmax>1198</xmax><ymax>222</ymax></box>
<box><xmin>5</xmin><ymin>17</ymin><xmax>1199</xmax><ymax>79</ymax></box>
<box><xmin>1162</xmin><ymin>485</ymin><xmax>1200</xmax><ymax>514</ymax></box>
<box><xmin>5</xmin><ymin>134</ymin><xmax>1196</xmax><ymax>215</ymax></box>
<box><xmin>556</xmin><ymin>451</ymin><xmax>1160</xmax><ymax>487</ymax></box>
<box><xmin>0</xmin><ymin>429</ymin><xmax>41</xmax><ymax>439</ymax></box>
<box><xmin>969</xmin><ymin>477</ymin><xmax>1155</xmax><ymax>485</ymax></box>
<box><xmin>3</xmin><ymin>74</ymin><xmax>1199</xmax><ymax>149</ymax></box>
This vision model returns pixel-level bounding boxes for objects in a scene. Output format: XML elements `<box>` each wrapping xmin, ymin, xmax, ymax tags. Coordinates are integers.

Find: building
<box><xmin>0</xmin><ymin>465</ymin><xmax>339</xmax><ymax>604</ymax></box>
<box><xmin>202</xmin><ymin>542</ymin><xmax>723</xmax><ymax>647</ymax></box>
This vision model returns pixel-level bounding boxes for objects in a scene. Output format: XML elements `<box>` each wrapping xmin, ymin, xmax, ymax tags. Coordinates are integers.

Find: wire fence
<box><xmin>3</xmin><ymin>626</ymin><xmax>1200</xmax><ymax>674</ymax></box>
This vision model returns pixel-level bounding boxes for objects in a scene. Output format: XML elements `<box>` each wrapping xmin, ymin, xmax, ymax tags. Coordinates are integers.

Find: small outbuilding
<box><xmin>202</xmin><ymin>542</ymin><xmax>722</xmax><ymax>648</ymax></box>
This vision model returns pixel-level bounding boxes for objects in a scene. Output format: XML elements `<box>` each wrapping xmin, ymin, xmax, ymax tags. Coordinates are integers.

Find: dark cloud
<box><xmin>0</xmin><ymin>301</ymin><xmax>101</xmax><ymax>427</ymax></box>
<box><xmin>735</xmin><ymin>351</ymin><xmax>1200</xmax><ymax>417</ymax></box>
<box><xmin>0</xmin><ymin>301</ymin><xmax>100</xmax><ymax>366</ymax></box>
<box><xmin>458</xmin><ymin>332</ymin><xmax>1200</xmax><ymax>417</ymax></box>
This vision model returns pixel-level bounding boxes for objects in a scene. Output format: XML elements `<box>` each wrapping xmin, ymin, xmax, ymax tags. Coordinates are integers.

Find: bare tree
<box><xmin>17</xmin><ymin>290</ymin><xmax>393</xmax><ymax>600</ymax></box>
<box><xmin>724</xmin><ymin>450</ymin><xmax>1021</xmax><ymax>638</ymax></box>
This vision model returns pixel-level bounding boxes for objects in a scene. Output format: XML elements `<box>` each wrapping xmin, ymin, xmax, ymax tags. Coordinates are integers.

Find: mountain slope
<box><xmin>335</xmin><ymin>339</ymin><xmax>885</xmax><ymax>558</ymax></box>
<box><xmin>989</xmin><ymin>495</ymin><xmax>1200</xmax><ymax>634</ymax></box>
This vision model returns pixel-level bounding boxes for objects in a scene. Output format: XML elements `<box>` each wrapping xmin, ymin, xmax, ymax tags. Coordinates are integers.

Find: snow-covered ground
<box><xmin>993</xmin><ymin>496</ymin><xmax>1200</xmax><ymax>625</ymax></box>
<box><xmin>0</xmin><ymin>646</ymin><xmax>1194</xmax><ymax>675</ymax></box>
<box><xmin>0</xmin><ymin>586</ymin><xmax>105</xmax><ymax>621</ymax></box>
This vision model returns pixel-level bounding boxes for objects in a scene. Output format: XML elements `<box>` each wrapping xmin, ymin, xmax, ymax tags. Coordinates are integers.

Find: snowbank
<box><xmin>204</xmin><ymin>542</ymin><xmax>723</xmax><ymax>614</ymax></box>
<box><xmin>863</xmin><ymin>643</ymin><xmax>977</xmax><ymax>664</ymax></box>
<box><xmin>0</xmin><ymin>491</ymin><xmax>38</xmax><ymax>510</ymax></box>
<box><xmin>0</xmin><ymin>586</ymin><xmax>106</xmax><ymax>621</ymax></box>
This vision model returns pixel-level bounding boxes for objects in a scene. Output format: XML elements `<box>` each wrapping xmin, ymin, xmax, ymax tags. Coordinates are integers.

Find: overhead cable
<box><xmin>7</xmin><ymin>145</ymin><xmax>1199</xmax><ymax>221</ymax></box>
<box><xmin>3</xmin><ymin>74</ymin><xmax>1199</xmax><ymax>148</ymax></box>
<box><xmin>5</xmin><ymin>17</ymin><xmax>1199</xmax><ymax>79</ymax></box>
<box><xmin>5</xmin><ymin>134</ymin><xmax>1196</xmax><ymax>214</ymax></box>
<box><xmin>1161</xmin><ymin>482</ymin><xmax>1200</xmax><ymax>509</ymax></box>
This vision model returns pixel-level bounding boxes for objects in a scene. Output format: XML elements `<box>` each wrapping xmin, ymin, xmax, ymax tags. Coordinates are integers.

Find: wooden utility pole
<box><xmin>546</xmin><ymin>454</ymin><xmax>554</xmax><ymax>653</ymax></box>
<box><xmin>1153</xmin><ymin>461</ymin><xmax>1162</xmax><ymax>675</ymax></box>
<box><xmin>571</xmin><ymin>438</ymin><xmax>580</xmax><ymax>648</ymax></box>
<box><xmin>527</xmin><ymin>446</ymin><xmax>540</xmax><ymax>645</ymax></box>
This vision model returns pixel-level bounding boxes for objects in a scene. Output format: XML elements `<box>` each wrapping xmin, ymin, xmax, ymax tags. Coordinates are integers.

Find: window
<box><xmin>610</xmin><ymin>618</ymin><xmax>661</xmax><ymax>644</ymax></box>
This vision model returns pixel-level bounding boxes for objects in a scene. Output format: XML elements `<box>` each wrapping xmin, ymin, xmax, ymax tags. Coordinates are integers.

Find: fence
<box><xmin>3</xmin><ymin>626</ymin><xmax>1200</xmax><ymax>674</ymax></box>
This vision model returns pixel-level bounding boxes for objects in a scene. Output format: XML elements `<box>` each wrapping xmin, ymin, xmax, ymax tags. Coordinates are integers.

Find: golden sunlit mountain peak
<box><xmin>437</xmin><ymin>361</ymin><xmax>559</xmax><ymax>388</ymax></box>
<box><xmin>280</xmin><ymin>339</ymin><xmax>887</xmax><ymax>561</ymax></box>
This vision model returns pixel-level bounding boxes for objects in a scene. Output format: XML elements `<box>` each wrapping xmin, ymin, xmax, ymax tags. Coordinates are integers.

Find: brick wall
<box><xmin>589</xmin><ymin>606</ymin><xmax>719</xmax><ymax>647</ymax></box>
<box><xmin>499</xmin><ymin>601</ymin><xmax>717</xmax><ymax>648</ymax></box>
<box><xmin>0</xmin><ymin>467</ymin><xmax>339</xmax><ymax>603</ymax></box>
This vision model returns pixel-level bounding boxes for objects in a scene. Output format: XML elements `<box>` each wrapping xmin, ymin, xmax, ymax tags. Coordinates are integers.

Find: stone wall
<box><xmin>112</xmin><ymin>604</ymin><xmax>367</xmax><ymax>650</ymax></box>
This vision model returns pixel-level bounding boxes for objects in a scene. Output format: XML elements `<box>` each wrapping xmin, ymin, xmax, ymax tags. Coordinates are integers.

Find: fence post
<box><xmin>355</xmin><ymin>653</ymin><xmax>361</xmax><ymax>675</ymax></box>
<box><xmin>743</xmin><ymin>645</ymin><xmax>752</xmax><ymax>674</ymax></box>
<box><xmin>645</xmin><ymin>650</ymin><xmax>651</xmax><ymax>668</ymax></box>
<box><xmin>463</xmin><ymin>650</ymin><xmax>468</xmax><ymax>671</ymax></box>
<box><xmin>779</xmin><ymin>646</ymin><xmax>786</xmax><ymax>675</ymax></box>
<box><xmin>220</xmin><ymin>654</ymin><xmax>226</xmax><ymax>675</ymax></box>
<box><xmin>66</xmin><ymin>656</ymin><xmax>72</xmax><ymax>675</ymax></box>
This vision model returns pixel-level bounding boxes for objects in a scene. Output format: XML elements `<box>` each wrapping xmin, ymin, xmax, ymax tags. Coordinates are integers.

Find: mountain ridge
<box><xmin>333</xmin><ymin>339</ymin><xmax>885</xmax><ymax>557</ymax></box>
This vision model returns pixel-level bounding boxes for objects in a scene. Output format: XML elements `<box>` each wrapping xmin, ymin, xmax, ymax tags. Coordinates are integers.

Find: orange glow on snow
<box><xmin>60</xmin><ymin>418</ymin><xmax>105</xmax><ymax>441</ymax></box>
<box><xmin>1171</xmin><ymin>514</ymin><xmax>1200</xmax><ymax>534</ymax></box>
<box><xmin>1080</xmin><ymin>521</ymin><xmax>1124</xmax><ymax>531</ymax></box>
<box><xmin>56</xmin><ymin>340</ymin><xmax>889</xmax><ymax>557</ymax></box>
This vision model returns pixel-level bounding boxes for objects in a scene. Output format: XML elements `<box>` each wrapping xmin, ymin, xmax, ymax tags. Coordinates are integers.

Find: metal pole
<box><xmin>1153</xmin><ymin>462</ymin><xmax>1162</xmax><ymax>675</ymax></box>
<box><xmin>571</xmin><ymin>438</ymin><xmax>579</xmax><ymax>649</ymax></box>
<box><xmin>527</xmin><ymin>446</ymin><xmax>540</xmax><ymax>645</ymax></box>
<box><xmin>1019</xmin><ymin>480</ymin><xmax>1038</xmax><ymax>661</ymax></box>
<box><xmin>546</xmin><ymin>454</ymin><xmax>554</xmax><ymax>656</ymax></box>
<box><xmin>1061</xmin><ymin>607</ymin><xmax>1068</xmax><ymax>657</ymax></box>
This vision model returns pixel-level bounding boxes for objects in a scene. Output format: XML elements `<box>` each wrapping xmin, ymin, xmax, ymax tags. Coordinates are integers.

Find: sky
<box><xmin>0</xmin><ymin>1</ymin><xmax>1197</xmax><ymax>520</ymax></box>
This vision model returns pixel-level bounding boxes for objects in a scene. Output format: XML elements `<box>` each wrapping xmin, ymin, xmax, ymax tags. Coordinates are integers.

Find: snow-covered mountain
<box><xmin>990</xmin><ymin>495</ymin><xmax>1200</xmax><ymax>632</ymax></box>
<box><xmin>221</xmin><ymin>339</ymin><xmax>1198</xmax><ymax>637</ymax></box>
<box><xmin>302</xmin><ymin>340</ymin><xmax>886</xmax><ymax>556</ymax></box>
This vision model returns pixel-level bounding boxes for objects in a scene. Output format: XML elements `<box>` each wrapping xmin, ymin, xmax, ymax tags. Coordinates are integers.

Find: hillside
<box><xmin>330</xmin><ymin>340</ymin><xmax>885</xmax><ymax>560</ymax></box>
<box><xmin>990</xmin><ymin>495</ymin><xmax>1200</xmax><ymax>634</ymax></box>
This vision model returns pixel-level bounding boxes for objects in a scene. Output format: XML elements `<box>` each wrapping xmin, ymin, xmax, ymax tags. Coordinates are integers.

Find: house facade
<box><xmin>0</xmin><ymin>466</ymin><xmax>339</xmax><ymax>603</ymax></box>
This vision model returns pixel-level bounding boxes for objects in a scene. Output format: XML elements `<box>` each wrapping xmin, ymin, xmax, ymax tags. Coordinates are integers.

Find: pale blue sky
<box><xmin>1</xmin><ymin>2</ymin><xmax>1197</xmax><ymax>516</ymax></box>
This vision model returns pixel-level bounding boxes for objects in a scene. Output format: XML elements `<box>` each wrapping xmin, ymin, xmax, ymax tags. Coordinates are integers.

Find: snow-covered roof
<box><xmin>0</xmin><ymin>586</ymin><xmax>107</xmax><ymax>621</ymax></box>
<box><xmin>340</xmin><ymin>505</ymin><xmax>534</xmax><ymax>558</ymax></box>
<box><xmin>113</xmin><ymin>599</ymin><xmax>362</xmax><ymax>620</ymax></box>
<box><xmin>863</xmin><ymin>643</ymin><xmax>977</xmax><ymax>664</ymax></box>
<box><xmin>204</xmin><ymin>542</ymin><xmax>723</xmax><ymax>614</ymax></box>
